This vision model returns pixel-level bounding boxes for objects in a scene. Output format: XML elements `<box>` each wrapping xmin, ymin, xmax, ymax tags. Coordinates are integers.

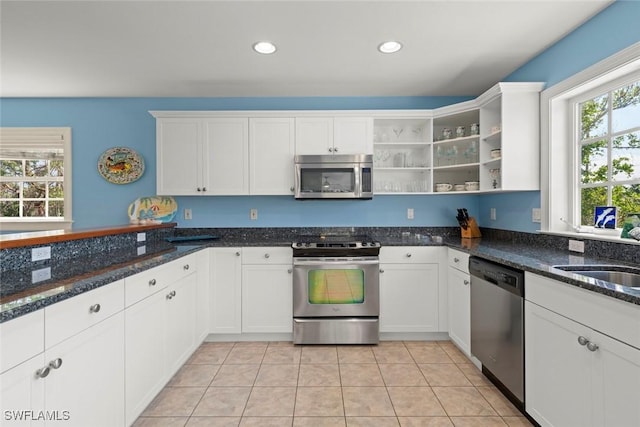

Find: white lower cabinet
<box><xmin>124</xmin><ymin>253</ymin><xmax>200</xmax><ymax>426</ymax></box>
<box><xmin>45</xmin><ymin>312</ymin><xmax>125</xmax><ymax>427</ymax></box>
<box><xmin>447</xmin><ymin>249</ymin><xmax>470</xmax><ymax>356</ymax></box>
<box><xmin>0</xmin><ymin>354</ymin><xmax>45</xmax><ymax>427</ymax></box>
<box><xmin>525</xmin><ymin>273</ymin><xmax>640</xmax><ymax>427</ymax></box>
<box><xmin>209</xmin><ymin>247</ymin><xmax>243</xmax><ymax>334</ymax></box>
<box><xmin>241</xmin><ymin>247</ymin><xmax>293</xmax><ymax>333</ymax></box>
<box><xmin>379</xmin><ymin>247</ymin><xmax>445</xmax><ymax>333</ymax></box>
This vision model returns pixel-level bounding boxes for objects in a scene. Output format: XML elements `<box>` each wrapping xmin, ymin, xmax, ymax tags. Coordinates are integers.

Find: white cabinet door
<box><xmin>45</xmin><ymin>312</ymin><xmax>125</xmax><ymax>427</ymax></box>
<box><xmin>591</xmin><ymin>328</ymin><xmax>640</xmax><ymax>427</ymax></box>
<box><xmin>0</xmin><ymin>355</ymin><xmax>45</xmax><ymax>427</ymax></box>
<box><xmin>525</xmin><ymin>301</ymin><xmax>592</xmax><ymax>427</ymax></box>
<box><xmin>209</xmin><ymin>248</ymin><xmax>243</xmax><ymax>334</ymax></box>
<box><xmin>250</xmin><ymin>117</ymin><xmax>295</xmax><ymax>195</ymax></box>
<box><xmin>295</xmin><ymin>117</ymin><xmax>333</xmax><ymax>155</ymax></box>
<box><xmin>157</xmin><ymin>119</ymin><xmax>203</xmax><ymax>195</ymax></box>
<box><xmin>165</xmin><ymin>273</ymin><xmax>197</xmax><ymax>377</ymax></box>
<box><xmin>242</xmin><ymin>264</ymin><xmax>293</xmax><ymax>333</ymax></box>
<box><xmin>333</xmin><ymin>117</ymin><xmax>373</xmax><ymax>154</ymax></box>
<box><xmin>203</xmin><ymin>118</ymin><xmax>249</xmax><ymax>195</ymax></box>
<box><xmin>447</xmin><ymin>266</ymin><xmax>470</xmax><ymax>356</ymax></box>
<box><xmin>379</xmin><ymin>263</ymin><xmax>439</xmax><ymax>333</ymax></box>
<box><xmin>125</xmin><ymin>289</ymin><xmax>166</xmax><ymax>426</ymax></box>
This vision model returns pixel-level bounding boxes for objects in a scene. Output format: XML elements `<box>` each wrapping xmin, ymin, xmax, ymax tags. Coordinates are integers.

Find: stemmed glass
<box><xmin>392</xmin><ymin>127</ymin><xmax>404</xmax><ymax>140</ymax></box>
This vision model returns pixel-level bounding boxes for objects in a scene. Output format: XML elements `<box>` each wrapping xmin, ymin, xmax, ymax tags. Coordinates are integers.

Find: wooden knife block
<box><xmin>461</xmin><ymin>217</ymin><xmax>482</xmax><ymax>238</ymax></box>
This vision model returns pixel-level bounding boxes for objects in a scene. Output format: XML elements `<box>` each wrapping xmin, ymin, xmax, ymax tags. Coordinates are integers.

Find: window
<box><xmin>541</xmin><ymin>42</ymin><xmax>640</xmax><ymax>242</ymax></box>
<box><xmin>576</xmin><ymin>80</ymin><xmax>640</xmax><ymax>227</ymax></box>
<box><xmin>0</xmin><ymin>128</ymin><xmax>72</xmax><ymax>231</ymax></box>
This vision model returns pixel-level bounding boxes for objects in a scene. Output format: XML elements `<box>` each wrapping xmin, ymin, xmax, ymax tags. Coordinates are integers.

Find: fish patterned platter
<box><xmin>128</xmin><ymin>196</ymin><xmax>178</xmax><ymax>224</ymax></box>
<box><xmin>98</xmin><ymin>147</ymin><xmax>145</xmax><ymax>184</ymax></box>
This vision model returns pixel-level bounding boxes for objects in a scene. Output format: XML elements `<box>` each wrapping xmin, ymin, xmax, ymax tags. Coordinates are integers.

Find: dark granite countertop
<box><xmin>2</xmin><ymin>229</ymin><xmax>638</xmax><ymax>323</ymax></box>
<box><xmin>0</xmin><ymin>242</ymin><xmax>203</xmax><ymax>323</ymax></box>
<box><xmin>444</xmin><ymin>237</ymin><xmax>640</xmax><ymax>306</ymax></box>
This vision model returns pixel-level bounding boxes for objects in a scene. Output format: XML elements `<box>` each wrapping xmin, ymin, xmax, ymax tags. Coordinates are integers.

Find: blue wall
<box><xmin>2</xmin><ymin>1</ymin><xmax>639</xmax><ymax>232</ymax></box>
<box><xmin>478</xmin><ymin>0</ymin><xmax>640</xmax><ymax>232</ymax></box>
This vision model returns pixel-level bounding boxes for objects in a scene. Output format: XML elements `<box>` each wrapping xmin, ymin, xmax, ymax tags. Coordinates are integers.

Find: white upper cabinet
<box><xmin>155</xmin><ymin>115</ymin><xmax>248</xmax><ymax>195</ymax></box>
<box><xmin>203</xmin><ymin>118</ymin><xmax>249</xmax><ymax>195</ymax></box>
<box><xmin>249</xmin><ymin>117</ymin><xmax>295</xmax><ymax>195</ymax></box>
<box><xmin>295</xmin><ymin>117</ymin><xmax>373</xmax><ymax>155</ymax></box>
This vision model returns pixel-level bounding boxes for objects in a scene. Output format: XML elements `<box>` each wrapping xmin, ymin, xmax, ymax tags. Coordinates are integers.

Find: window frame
<box><xmin>0</xmin><ymin>127</ymin><xmax>73</xmax><ymax>231</ymax></box>
<box><xmin>541</xmin><ymin>41</ymin><xmax>640</xmax><ymax>244</ymax></box>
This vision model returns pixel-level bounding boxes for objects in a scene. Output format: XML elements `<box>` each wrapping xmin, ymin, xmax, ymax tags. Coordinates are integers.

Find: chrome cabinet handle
<box><xmin>454</xmin><ymin>257</ymin><xmax>460</xmax><ymax>263</ymax></box>
<box><xmin>406</xmin><ymin>253</ymin><xmax>412</xmax><ymax>258</ymax></box>
<box><xmin>287</xmin><ymin>269</ymin><xmax>292</xmax><ymax>274</ymax></box>
<box><xmin>577</xmin><ymin>336</ymin><xmax>589</xmax><ymax>346</ymax></box>
<box><xmin>166</xmin><ymin>290</ymin><xmax>176</xmax><ymax>300</ymax></box>
<box><xmin>235</xmin><ymin>251</ymin><xmax>241</xmax><ymax>256</ymax></box>
<box><xmin>463</xmin><ymin>279</ymin><xmax>470</xmax><ymax>285</ymax></box>
<box><xmin>264</xmin><ymin>253</ymin><xmax>270</xmax><ymax>259</ymax></box>
<box><xmin>202</xmin><ymin>187</ymin><xmax>206</xmax><ymax>192</ymax></box>
<box><xmin>49</xmin><ymin>358</ymin><xmax>63</xmax><ymax>369</ymax></box>
<box><xmin>587</xmin><ymin>342</ymin><xmax>599</xmax><ymax>352</ymax></box>
<box><xmin>89</xmin><ymin>303</ymin><xmax>101</xmax><ymax>313</ymax></box>
<box><xmin>183</xmin><ymin>264</ymin><xmax>190</xmax><ymax>270</ymax></box>
<box><xmin>334</xmin><ymin>147</ymin><xmax>339</xmax><ymax>153</ymax></box>
<box><xmin>197</xmin><ymin>187</ymin><xmax>202</xmax><ymax>192</ymax></box>
<box><xmin>379</xmin><ymin>269</ymin><xmax>385</xmax><ymax>273</ymax></box>
<box><xmin>290</xmin><ymin>187</ymin><xmax>294</xmax><ymax>192</ymax></box>
<box><xmin>149</xmin><ymin>278</ymin><xmax>157</xmax><ymax>286</ymax></box>
<box><xmin>328</xmin><ymin>147</ymin><xmax>333</xmax><ymax>153</ymax></box>
<box><xmin>35</xmin><ymin>366</ymin><xmax>50</xmax><ymax>378</ymax></box>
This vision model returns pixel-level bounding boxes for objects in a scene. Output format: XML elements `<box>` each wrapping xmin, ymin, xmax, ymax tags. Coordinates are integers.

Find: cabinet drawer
<box><xmin>0</xmin><ymin>309</ymin><xmax>45</xmax><ymax>373</ymax></box>
<box><xmin>125</xmin><ymin>253</ymin><xmax>197</xmax><ymax>307</ymax></box>
<box><xmin>380</xmin><ymin>246</ymin><xmax>443</xmax><ymax>264</ymax></box>
<box><xmin>242</xmin><ymin>247</ymin><xmax>292</xmax><ymax>264</ymax></box>
<box><xmin>448</xmin><ymin>249</ymin><xmax>470</xmax><ymax>273</ymax></box>
<box><xmin>45</xmin><ymin>279</ymin><xmax>124</xmax><ymax>348</ymax></box>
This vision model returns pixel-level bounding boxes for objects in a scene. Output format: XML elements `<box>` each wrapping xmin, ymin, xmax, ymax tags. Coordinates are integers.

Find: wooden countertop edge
<box><xmin>0</xmin><ymin>223</ymin><xmax>177</xmax><ymax>250</ymax></box>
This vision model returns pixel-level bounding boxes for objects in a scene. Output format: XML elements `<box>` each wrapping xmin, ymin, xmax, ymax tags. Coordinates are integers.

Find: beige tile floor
<box><xmin>134</xmin><ymin>340</ymin><xmax>535</xmax><ymax>427</ymax></box>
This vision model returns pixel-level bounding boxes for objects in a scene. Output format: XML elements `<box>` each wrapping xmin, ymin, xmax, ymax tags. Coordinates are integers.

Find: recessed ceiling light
<box><xmin>378</xmin><ymin>41</ymin><xmax>402</xmax><ymax>54</ymax></box>
<box><xmin>253</xmin><ymin>41</ymin><xmax>277</xmax><ymax>55</ymax></box>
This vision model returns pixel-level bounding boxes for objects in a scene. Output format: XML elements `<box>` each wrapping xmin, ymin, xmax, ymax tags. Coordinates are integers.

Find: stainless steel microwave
<box><xmin>294</xmin><ymin>154</ymin><xmax>373</xmax><ymax>199</ymax></box>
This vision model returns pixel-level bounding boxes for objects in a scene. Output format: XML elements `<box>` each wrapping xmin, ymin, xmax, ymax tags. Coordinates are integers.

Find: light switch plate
<box><xmin>250</xmin><ymin>209</ymin><xmax>258</xmax><ymax>220</ymax></box>
<box><xmin>490</xmin><ymin>208</ymin><xmax>496</xmax><ymax>221</ymax></box>
<box><xmin>184</xmin><ymin>209</ymin><xmax>192</xmax><ymax>220</ymax></box>
<box><xmin>568</xmin><ymin>239</ymin><xmax>585</xmax><ymax>253</ymax></box>
<box><xmin>137</xmin><ymin>232</ymin><xmax>146</xmax><ymax>242</ymax></box>
<box><xmin>532</xmin><ymin>208</ymin><xmax>542</xmax><ymax>223</ymax></box>
<box><xmin>32</xmin><ymin>267</ymin><xmax>51</xmax><ymax>283</ymax></box>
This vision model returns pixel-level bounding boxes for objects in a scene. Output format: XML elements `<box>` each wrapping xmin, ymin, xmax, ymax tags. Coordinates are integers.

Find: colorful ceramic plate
<box><xmin>128</xmin><ymin>196</ymin><xmax>178</xmax><ymax>223</ymax></box>
<box><xmin>98</xmin><ymin>147</ymin><xmax>145</xmax><ymax>184</ymax></box>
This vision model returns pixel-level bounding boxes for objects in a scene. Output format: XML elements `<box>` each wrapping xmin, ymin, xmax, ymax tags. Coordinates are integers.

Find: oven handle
<box><xmin>293</xmin><ymin>257</ymin><xmax>379</xmax><ymax>266</ymax></box>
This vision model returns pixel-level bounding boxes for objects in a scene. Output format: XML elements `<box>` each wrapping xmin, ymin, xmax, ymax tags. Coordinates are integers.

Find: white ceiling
<box><xmin>0</xmin><ymin>0</ymin><xmax>612</xmax><ymax>98</ymax></box>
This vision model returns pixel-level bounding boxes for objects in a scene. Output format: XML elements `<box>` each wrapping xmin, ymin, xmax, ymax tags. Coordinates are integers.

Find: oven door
<box><xmin>292</xmin><ymin>256</ymin><xmax>379</xmax><ymax>318</ymax></box>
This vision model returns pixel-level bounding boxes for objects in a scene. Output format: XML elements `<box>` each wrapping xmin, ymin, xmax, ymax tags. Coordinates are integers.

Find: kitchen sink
<box><xmin>553</xmin><ymin>265</ymin><xmax>640</xmax><ymax>289</ymax></box>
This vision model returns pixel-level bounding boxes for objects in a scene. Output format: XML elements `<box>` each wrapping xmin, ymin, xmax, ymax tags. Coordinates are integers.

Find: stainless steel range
<box><xmin>292</xmin><ymin>236</ymin><xmax>381</xmax><ymax>344</ymax></box>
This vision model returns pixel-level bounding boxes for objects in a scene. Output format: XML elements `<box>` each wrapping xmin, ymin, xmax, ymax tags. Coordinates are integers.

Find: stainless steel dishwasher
<box><xmin>469</xmin><ymin>256</ymin><xmax>525</xmax><ymax>411</ymax></box>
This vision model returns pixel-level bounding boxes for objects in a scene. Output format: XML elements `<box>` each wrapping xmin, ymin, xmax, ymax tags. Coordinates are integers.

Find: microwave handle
<box><xmin>355</xmin><ymin>165</ymin><xmax>361</xmax><ymax>198</ymax></box>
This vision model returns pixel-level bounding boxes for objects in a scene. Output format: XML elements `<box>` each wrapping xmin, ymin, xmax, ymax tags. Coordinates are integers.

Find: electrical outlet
<box><xmin>184</xmin><ymin>208</ymin><xmax>192</xmax><ymax>220</ymax></box>
<box><xmin>32</xmin><ymin>267</ymin><xmax>51</xmax><ymax>284</ymax></box>
<box><xmin>31</xmin><ymin>246</ymin><xmax>51</xmax><ymax>262</ymax></box>
<box><xmin>407</xmin><ymin>208</ymin><xmax>414</xmax><ymax>220</ymax></box>
<box><xmin>532</xmin><ymin>208</ymin><xmax>542</xmax><ymax>223</ymax></box>
<box><xmin>490</xmin><ymin>208</ymin><xmax>496</xmax><ymax>221</ymax></box>
<box><xmin>568</xmin><ymin>239</ymin><xmax>585</xmax><ymax>253</ymax></box>
<box><xmin>137</xmin><ymin>245</ymin><xmax>146</xmax><ymax>256</ymax></box>
<box><xmin>250</xmin><ymin>208</ymin><xmax>258</xmax><ymax>220</ymax></box>
<box><xmin>137</xmin><ymin>232</ymin><xmax>146</xmax><ymax>242</ymax></box>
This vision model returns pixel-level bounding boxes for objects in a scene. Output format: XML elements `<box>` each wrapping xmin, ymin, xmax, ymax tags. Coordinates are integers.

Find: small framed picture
<box><xmin>594</xmin><ymin>206</ymin><xmax>617</xmax><ymax>229</ymax></box>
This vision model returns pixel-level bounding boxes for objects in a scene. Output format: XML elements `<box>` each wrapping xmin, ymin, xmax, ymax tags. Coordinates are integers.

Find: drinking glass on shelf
<box><xmin>435</xmin><ymin>146</ymin><xmax>443</xmax><ymax>167</ymax></box>
<box><xmin>392</xmin><ymin>127</ymin><xmax>404</xmax><ymax>140</ymax></box>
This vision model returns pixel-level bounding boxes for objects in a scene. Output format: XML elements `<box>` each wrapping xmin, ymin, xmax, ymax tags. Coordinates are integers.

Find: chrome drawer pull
<box><xmin>49</xmin><ymin>358</ymin><xmax>63</xmax><ymax>369</ymax></box>
<box><xmin>35</xmin><ymin>366</ymin><xmax>50</xmax><ymax>379</ymax></box>
<box><xmin>235</xmin><ymin>252</ymin><xmax>241</xmax><ymax>256</ymax></box>
<box><xmin>149</xmin><ymin>278</ymin><xmax>157</xmax><ymax>286</ymax></box>
<box><xmin>287</xmin><ymin>269</ymin><xmax>292</xmax><ymax>274</ymax></box>
<box><xmin>264</xmin><ymin>253</ymin><xmax>270</xmax><ymax>259</ymax></box>
<box><xmin>463</xmin><ymin>280</ymin><xmax>470</xmax><ymax>285</ymax></box>
<box><xmin>577</xmin><ymin>336</ymin><xmax>589</xmax><ymax>346</ymax></box>
<box><xmin>89</xmin><ymin>303</ymin><xmax>101</xmax><ymax>313</ymax></box>
<box><xmin>454</xmin><ymin>257</ymin><xmax>460</xmax><ymax>263</ymax></box>
<box><xmin>379</xmin><ymin>269</ymin><xmax>385</xmax><ymax>273</ymax></box>
<box><xmin>586</xmin><ymin>342</ymin><xmax>599</xmax><ymax>352</ymax></box>
<box><xmin>183</xmin><ymin>264</ymin><xmax>190</xmax><ymax>270</ymax></box>
<box><xmin>406</xmin><ymin>253</ymin><xmax>412</xmax><ymax>258</ymax></box>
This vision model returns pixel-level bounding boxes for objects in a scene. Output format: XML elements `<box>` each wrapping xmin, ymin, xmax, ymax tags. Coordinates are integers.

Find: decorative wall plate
<box><xmin>98</xmin><ymin>147</ymin><xmax>145</xmax><ymax>184</ymax></box>
<box><xmin>128</xmin><ymin>196</ymin><xmax>178</xmax><ymax>223</ymax></box>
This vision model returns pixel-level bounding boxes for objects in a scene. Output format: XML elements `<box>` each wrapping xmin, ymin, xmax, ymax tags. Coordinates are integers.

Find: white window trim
<box><xmin>0</xmin><ymin>127</ymin><xmax>73</xmax><ymax>231</ymax></box>
<box><xmin>541</xmin><ymin>41</ymin><xmax>640</xmax><ymax>245</ymax></box>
